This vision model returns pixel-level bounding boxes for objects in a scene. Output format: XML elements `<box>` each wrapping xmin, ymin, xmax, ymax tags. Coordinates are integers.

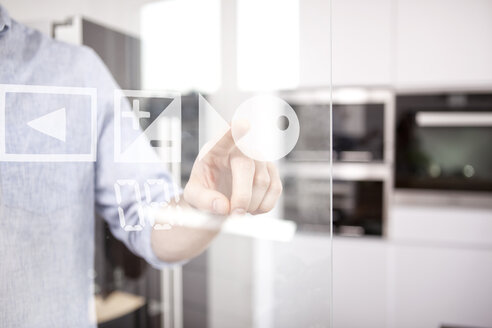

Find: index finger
<box><xmin>210</xmin><ymin>120</ymin><xmax>250</xmax><ymax>155</ymax></box>
<box><xmin>210</xmin><ymin>129</ymin><xmax>235</xmax><ymax>155</ymax></box>
<box><xmin>229</xmin><ymin>149</ymin><xmax>255</xmax><ymax>214</ymax></box>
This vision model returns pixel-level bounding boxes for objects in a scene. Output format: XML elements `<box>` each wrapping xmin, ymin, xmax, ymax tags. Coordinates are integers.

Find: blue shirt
<box><xmin>0</xmin><ymin>6</ymin><xmax>175</xmax><ymax>327</ymax></box>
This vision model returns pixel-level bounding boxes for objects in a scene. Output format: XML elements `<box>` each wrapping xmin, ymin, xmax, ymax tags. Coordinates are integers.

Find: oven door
<box><xmin>284</xmin><ymin>89</ymin><xmax>392</xmax><ymax>163</ymax></box>
<box><xmin>396</xmin><ymin>110</ymin><xmax>492</xmax><ymax>191</ymax></box>
<box><xmin>287</xmin><ymin>103</ymin><xmax>386</xmax><ymax>162</ymax></box>
<box><xmin>283</xmin><ymin>176</ymin><xmax>384</xmax><ymax>236</ymax></box>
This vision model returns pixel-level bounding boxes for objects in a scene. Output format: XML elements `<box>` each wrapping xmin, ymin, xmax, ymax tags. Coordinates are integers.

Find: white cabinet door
<box><xmin>332</xmin><ymin>0</ymin><xmax>393</xmax><ymax>86</ymax></box>
<box><xmin>390</xmin><ymin>202</ymin><xmax>492</xmax><ymax>247</ymax></box>
<box><xmin>300</xmin><ymin>0</ymin><xmax>392</xmax><ymax>87</ymax></box>
<box><xmin>395</xmin><ymin>0</ymin><xmax>492</xmax><ymax>89</ymax></box>
<box><xmin>389</xmin><ymin>244</ymin><xmax>492</xmax><ymax>328</ymax></box>
<box><xmin>299</xmin><ymin>0</ymin><xmax>332</xmax><ymax>87</ymax></box>
<box><xmin>333</xmin><ymin>237</ymin><xmax>388</xmax><ymax>328</ymax></box>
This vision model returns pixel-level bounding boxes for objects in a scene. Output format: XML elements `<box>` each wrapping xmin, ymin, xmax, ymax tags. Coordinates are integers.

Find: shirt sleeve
<box><xmin>87</xmin><ymin>48</ymin><xmax>182</xmax><ymax>269</ymax></box>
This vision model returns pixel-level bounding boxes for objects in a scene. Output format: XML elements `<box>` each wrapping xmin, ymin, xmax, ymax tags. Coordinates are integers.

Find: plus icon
<box><xmin>122</xmin><ymin>99</ymin><xmax>150</xmax><ymax>130</ymax></box>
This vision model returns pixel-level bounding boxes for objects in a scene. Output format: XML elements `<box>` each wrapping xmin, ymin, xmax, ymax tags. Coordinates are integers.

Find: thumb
<box><xmin>183</xmin><ymin>182</ymin><xmax>230</xmax><ymax>215</ymax></box>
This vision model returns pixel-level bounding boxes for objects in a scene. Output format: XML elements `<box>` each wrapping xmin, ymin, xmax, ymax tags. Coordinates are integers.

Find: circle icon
<box><xmin>231</xmin><ymin>95</ymin><xmax>300</xmax><ymax>161</ymax></box>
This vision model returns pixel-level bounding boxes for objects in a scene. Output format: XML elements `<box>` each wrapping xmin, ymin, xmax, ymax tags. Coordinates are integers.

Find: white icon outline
<box><xmin>0</xmin><ymin>84</ymin><xmax>97</xmax><ymax>162</ymax></box>
<box><xmin>114</xmin><ymin>89</ymin><xmax>181</xmax><ymax>163</ymax></box>
<box><xmin>113</xmin><ymin>178</ymin><xmax>182</xmax><ymax>231</ymax></box>
<box><xmin>198</xmin><ymin>93</ymin><xmax>300</xmax><ymax>161</ymax></box>
<box><xmin>114</xmin><ymin>179</ymin><xmax>146</xmax><ymax>231</ymax></box>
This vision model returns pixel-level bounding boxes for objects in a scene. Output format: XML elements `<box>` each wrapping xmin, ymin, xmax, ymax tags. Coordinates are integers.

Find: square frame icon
<box><xmin>0</xmin><ymin>84</ymin><xmax>97</xmax><ymax>162</ymax></box>
<box><xmin>114</xmin><ymin>89</ymin><xmax>181</xmax><ymax>163</ymax></box>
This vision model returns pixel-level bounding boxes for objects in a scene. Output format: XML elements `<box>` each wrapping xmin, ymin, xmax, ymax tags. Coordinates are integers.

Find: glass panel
<box><xmin>0</xmin><ymin>1</ymin><xmax>332</xmax><ymax>327</ymax></box>
<box><xmin>9</xmin><ymin>1</ymin><xmax>492</xmax><ymax>328</ymax></box>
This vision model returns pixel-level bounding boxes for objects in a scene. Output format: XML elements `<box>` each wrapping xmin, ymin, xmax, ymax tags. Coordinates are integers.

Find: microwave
<box><xmin>395</xmin><ymin>93</ymin><xmax>492</xmax><ymax>192</ymax></box>
<box><xmin>282</xmin><ymin>89</ymin><xmax>393</xmax><ymax>163</ymax></box>
<box><xmin>282</xmin><ymin>175</ymin><xmax>384</xmax><ymax>236</ymax></box>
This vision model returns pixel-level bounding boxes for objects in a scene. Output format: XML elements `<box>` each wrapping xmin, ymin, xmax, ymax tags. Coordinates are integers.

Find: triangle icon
<box><xmin>198</xmin><ymin>94</ymin><xmax>230</xmax><ymax>159</ymax></box>
<box><xmin>27</xmin><ymin>107</ymin><xmax>66</xmax><ymax>142</ymax></box>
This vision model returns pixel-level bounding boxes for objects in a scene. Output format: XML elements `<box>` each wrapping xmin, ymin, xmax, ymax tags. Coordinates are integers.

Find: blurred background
<box><xmin>2</xmin><ymin>0</ymin><xmax>492</xmax><ymax>327</ymax></box>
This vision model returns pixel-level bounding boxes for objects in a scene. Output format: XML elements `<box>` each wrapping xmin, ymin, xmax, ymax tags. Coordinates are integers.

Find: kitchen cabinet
<box><xmin>333</xmin><ymin>237</ymin><xmax>388</xmax><ymax>328</ymax></box>
<box><xmin>395</xmin><ymin>0</ymin><xmax>492</xmax><ymax>89</ymax></box>
<box><xmin>208</xmin><ymin>232</ymin><xmax>492</xmax><ymax>327</ymax></box>
<box><xmin>390</xmin><ymin>202</ymin><xmax>492</xmax><ymax>247</ymax></box>
<box><xmin>208</xmin><ymin>234</ymin><xmax>255</xmax><ymax>328</ymax></box>
<box><xmin>332</xmin><ymin>236</ymin><xmax>492</xmax><ymax>328</ymax></box>
<box><xmin>389</xmin><ymin>244</ymin><xmax>492</xmax><ymax>328</ymax></box>
<box><xmin>299</xmin><ymin>0</ymin><xmax>392</xmax><ymax>87</ymax></box>
<box><xmin>298</xmin><ymin>0</ymin><xmax>332</xmax><ymax>87</ymax></box>
<box><xmin>388</xmin><ymin>196</ymin><xmax>492</xmax><ymax>327</ymax></box>
<box><xmin>332</xmin><ymin>0</ymin><xmax>393</xmax><ymax>87</ymax></box>
<box><xmin>303</xmin><ymin>0</ymin><xmax>492</xmax><ymax>89</ymax></box>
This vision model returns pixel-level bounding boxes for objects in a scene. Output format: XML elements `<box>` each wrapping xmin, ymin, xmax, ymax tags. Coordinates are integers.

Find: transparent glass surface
<box><xmin>4</xmin><ymin>1</ymin><xmax>492</xmax><ymax>328</ymax></box>
<box><xmin>0</xmin><ymin>0</ymin><xmax>333</xmax><ymax>328</ymax></box>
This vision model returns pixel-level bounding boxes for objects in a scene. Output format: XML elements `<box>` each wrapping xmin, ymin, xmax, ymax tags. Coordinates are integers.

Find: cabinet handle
<box><xmin>416</xmin><ymin>112</ymin><xmax>492</xmax><ymax>127</ymax></box>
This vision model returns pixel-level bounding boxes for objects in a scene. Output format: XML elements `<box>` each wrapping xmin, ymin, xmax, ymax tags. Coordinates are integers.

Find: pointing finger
<box><xmin>255</xmin><ymin>162</ymin><xmax>282</xmax><ymax>214</ymax></box>
<box><xmin>229</xmin><ymin>149</ymin><xmax>255</xmax><ymax>214</ymax></box>
<box><xmin>209</xmin><ymin>120</ymin><xmax>250</xmax><ymax>156</ymax></box>
<box><xmin>248</xmin><ymin>161</ymin><xmax>270</xmax><ymax>213</ymax></box>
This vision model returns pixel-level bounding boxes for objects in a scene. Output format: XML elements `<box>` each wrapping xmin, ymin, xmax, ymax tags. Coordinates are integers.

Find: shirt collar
<box><xmin>0</xmin><ymin>5</ymin><xmax>12</xmax><ymax>33</ymax></box>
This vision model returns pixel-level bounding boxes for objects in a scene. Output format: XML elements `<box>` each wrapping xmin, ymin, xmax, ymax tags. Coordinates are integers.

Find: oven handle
<box><xmin>416</xmin><ymin>111</ymin><xmax>492</xmax><ymax>127</ymax></box>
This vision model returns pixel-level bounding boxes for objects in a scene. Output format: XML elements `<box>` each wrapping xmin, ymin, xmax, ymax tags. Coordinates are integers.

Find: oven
<box><xmin>395</xmin><ymin>92</ymin><xmax>492</xmax><ymax>192</ymax></box>
<box><xmin>284</xmin><ymin>89</ymin><xmax>393</xmax><ymax>163</ymax></box>
<box><xmin>280</xmin><ymin>89</ymin><xmax>394</xmax><ymax>237</ymax></box>
<box><xmin>282</xmin><ymin>174</ymin><xmax>384</xmax><ymax>236</ymax></box>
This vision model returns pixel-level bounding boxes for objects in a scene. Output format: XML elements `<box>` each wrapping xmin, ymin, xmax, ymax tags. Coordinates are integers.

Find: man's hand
<box><xmin>183</xmin><ymin>127</ymin><xmax>283</xmax><ymax>216</ymax></box>
<box><xmin>151</xmin><ymin>125</ymin><xmax>282</xmax><ymax>263</ymax></box>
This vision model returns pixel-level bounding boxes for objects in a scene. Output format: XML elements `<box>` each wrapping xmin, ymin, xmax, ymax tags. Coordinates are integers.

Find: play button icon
<box><xmin>27</xmin><ymin>107</ymin><xmax>66</xmax><ymax>142</ymax></box>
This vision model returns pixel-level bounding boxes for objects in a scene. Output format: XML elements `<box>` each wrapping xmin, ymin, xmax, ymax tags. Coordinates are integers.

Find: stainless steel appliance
<box><xmin>283</xmin><ymin>173</ymin><xmax>384</xmax><ymax>236</ymax></box>
<box><xmin>280</xmin><ymin>89</ymin><xmax>394</xmax><ymax>237</ymax></box>
<box><xmin>284</xmin><ymin>89</ymin><xmax>393</xmax><ymax>163</ymax></box>
<box><xmin>395</xmin><ymin>92</ymin><xmax>492</xmax><ymax>192</ymax></box>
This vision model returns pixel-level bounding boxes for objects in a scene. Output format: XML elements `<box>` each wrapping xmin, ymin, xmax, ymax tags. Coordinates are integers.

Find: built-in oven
<box><xmin>279</xmin><ymin>89</ymin><xmax>394</xmax><ymax>237</ymax></box>
<box><xmin>283</xmin><ymin>89</ymin><xmax>393</xmax><ymax>163</ymax></box>
<box><xmin>282</xmin><ymin>173</ymin><xmax>384</xmax><ymax>236</ymax></box>
<box><xmin>395</xmin><ymin>93</ymin><xmax>492</xmax><ymax>192</ymax></box>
